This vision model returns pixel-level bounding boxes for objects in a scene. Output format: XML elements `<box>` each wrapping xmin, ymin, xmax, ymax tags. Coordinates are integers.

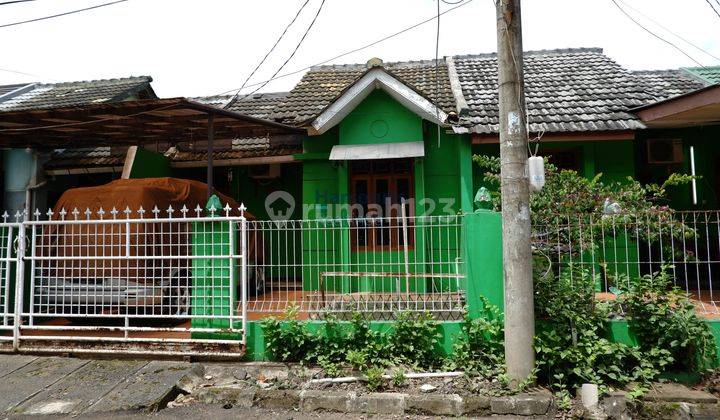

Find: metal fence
<box><xmin>244</xmin><ymin>214</ymin><xmax>466</xmax><ymax>320</ymax></box>
<box><xmin>0</xmin><ymin>206</ymin><xmax>248</xmax><ymax>356</ymax></box>
<box><xmin>532</xmin><ymin>210</ymin><xmax>720</xmax><ymax>316</ymax></box>
<box><xmin>0</xmin><ymin>205</ymin><xmax>468</xmax><ymax>354</ymax></box>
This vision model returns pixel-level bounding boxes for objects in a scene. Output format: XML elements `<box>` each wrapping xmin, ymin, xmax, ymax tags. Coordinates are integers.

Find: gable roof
<box><xmin>310</xmin><ymin>66</ymin><xmax>449</xmax><ymax>135</ymax></box>
<box><xmin>0</xmin><ymin>76</ymin><xmax>155</xmax><ymax>112</ymax></box>
<box><xmin>269</xmin><ymin>59</ymin><xmax>456</xmax><ymax>125</ymax></box>
<box><xmin>454</xmin><ymin>48</ymin><xmax>657</xmax><ymax>134</ymax></box>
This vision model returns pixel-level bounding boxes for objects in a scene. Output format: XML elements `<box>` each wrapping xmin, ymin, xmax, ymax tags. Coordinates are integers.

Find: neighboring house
<box><xmin>0</xmin><ymin>76</ymin><xmax>156</xmax><ymax>212</ymax></box>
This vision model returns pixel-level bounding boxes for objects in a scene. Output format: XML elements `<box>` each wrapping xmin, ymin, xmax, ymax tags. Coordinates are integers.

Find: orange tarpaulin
<box><xmin>41</xmin><ymin>178</ymin><xmax>255</xmax><ymax>280</ymax></box>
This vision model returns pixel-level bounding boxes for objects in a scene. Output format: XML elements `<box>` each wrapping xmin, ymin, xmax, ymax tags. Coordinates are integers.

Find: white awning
<box><xmin>329</xmin><ymin>141</ymin><xmax>425</xmax><ymax>161</ymax></box>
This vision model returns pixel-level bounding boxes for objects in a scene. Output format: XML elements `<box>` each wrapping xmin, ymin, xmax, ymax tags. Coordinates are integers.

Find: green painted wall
<box><xmin>299</xmin><ymin>91</ymin><xmax>470</xmax><ymax>295</ymax></box>
<box><xmin>339</xmin><ymin>90</ymin><xmax>423</xmax><ymax>145</ymax></box>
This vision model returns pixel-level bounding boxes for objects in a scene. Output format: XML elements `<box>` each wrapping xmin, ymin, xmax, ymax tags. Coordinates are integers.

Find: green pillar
<box><xmin>190</xmin><ymin>195</ymin><xmax>240</xmax><ymax>340</ymax></box>
<box><xmin>462</xmin><ymin>211</ymin><xmax>504</xmax><ymax>317</ymax></box>
<box><xmin>458</xmin><ymin>135</ymin><xmax>474</xmax><ymax>213</ymax></box>
<box><xmin>336</xmin><ymin>162</ymin><xmax>352</xmax><ymax>293</ymax></box>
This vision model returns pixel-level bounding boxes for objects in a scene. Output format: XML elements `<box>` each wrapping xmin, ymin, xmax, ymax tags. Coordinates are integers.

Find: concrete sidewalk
<box><xmin>0</xmin><ymin>355</ymin><xmax>197</xmax><ymax>416</ymax></box>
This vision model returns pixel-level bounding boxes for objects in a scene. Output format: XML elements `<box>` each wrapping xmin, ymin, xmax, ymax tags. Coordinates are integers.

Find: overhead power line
<box><xmin>0</xmin><ymin>0</ymin><xmax>473</xmax><ymax>133</ymax></box>
<box><xmin>617</xmin><ymin>0</ymin><xmax>720</xmax><ymax>62</ymax></box>
<box><xmin>218</xmin><ymin>0</ymin><xmax>473</xmax><ymax>97</ymax></box>
<box><xmin>0</xmin><ymin>0</ymin><xmax>128</xmax><ymax>29</ymax></box>
<box><xmin>0</xmin><ymin>0</ymin><xmax>36</xmax><ymax>5</ymax></box>
<box><xmin>704</xmin><ymin>0</ymin><xmax>720</xmax><ymax>20</ymax></box>
<box><xmin>226</xmin><ymin>0</ymin><xmax>327</xmax><ymax>107</ymax></box>
<box><xmin>609</xmin><ymin>0</ymin><xmax>705</xmax><ymax>67</ymax></box>
<box><xmin>224</xmin><ymin>0</ymin><xmax>312</xmax><ymax>109</ymax></box>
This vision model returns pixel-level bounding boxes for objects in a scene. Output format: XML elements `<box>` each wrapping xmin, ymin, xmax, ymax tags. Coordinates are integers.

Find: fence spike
<box><xmin>152</xmin><ymin>206</ymin><xmax>160</xmax><ymax>218</ymax></box>
<box><xmin>167</xmin><ymin>204</ymin><xmax>174</xmax><ymax>217</ymax></box>
<box><xmin>208</xmin><ymin>204</ymin><xmax>217</xmax><ymax>216</ymax></box>
<box><xmin>194</xmin><ymin>204</ymin><xmax>203</xmax><ymax>218</ymax></box>
<box><xmin>84</xmin><ymin>207</ymin><xmax>92</xmax><ymax>220</ymax></box>
<box><xmin>223</xmin><ymin>203</ymin><xmax>231</xmax><ymax>217</ymax></box>
<box><xmin>14</xmin><ymin>210</ymin><xmax>21</xmax><ymax>223</ymax></box>
<box><xmin>46</xmin><ymin>208</ymin><xmax>54</xmax><ymax>219</ymax></box>
<box><xmin>59</xmin><ymin>208</ymin><xmax>67</xmax><ymax>221</ymax></box>
<box><xmin>123</xmin><ymin>206</ymin><xmax>132</xmax><ymax>218</ymax></box>
<box><xmin>137</xmin><ymin>206</ymin><xmax>145</xmax><ymax>218</ymax></box>
<box><xmin>33</xmin><ymin>208</ymin><xmax>41</xmax><ymax>221</ymax></box>
<box><xmin>97</xmin><ymin>207</ymin><xmax>105</xmax><ymax>220</ymax></box>
<box><xmin>180</xmin><ymin>205</ymin><xmax>189</xmax><ymax>218</ymax></box>
<box><xmin>239</xmin><ymin>203</ymin><xmax>246</xmax><ymax>218</ymax></box>
<box><xmin>2</xmin><ymin>211</ymin><xmax>8</xmax><ymax>223</ymax></box>
<box><xmin>110</xmin><ymin>207</ymin><xmax>118</xmax><ymax>219</ymax></box>
<box><xmin>71</xmin><ymin>207</ymin><xmax>80</xmax><ymax>220</ymax></box>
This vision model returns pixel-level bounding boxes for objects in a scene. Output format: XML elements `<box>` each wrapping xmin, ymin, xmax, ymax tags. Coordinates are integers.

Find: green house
<box><xmin>5</xmin><ymin>48</ymin><xmax>720</xmax><ymax>317</ymax></box>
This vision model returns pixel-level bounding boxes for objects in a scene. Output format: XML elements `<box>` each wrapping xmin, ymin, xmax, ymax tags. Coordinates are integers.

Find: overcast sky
<box><xmin>1</xmin><ymin>0</ymin><xmax>718</xmax><ymax>98</ymax></box>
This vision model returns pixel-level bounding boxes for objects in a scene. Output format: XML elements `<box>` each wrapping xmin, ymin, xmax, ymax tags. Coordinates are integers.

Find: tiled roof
<box><xmin>631</xmin><ymin>69</ymin><xmax>709</xmax><ymax>100</ymax></box>
<box><xmin>269</xmin><ymin>59</ymin><xmax>456</xmax><ymax>125</ymax></box>
<box><xmin>193</xmin><ymin>92</ymin><xmax>289</xmax><ymax>120</ymax></box>
<box><xmin>44</xmin><ymin>147</ymin><xmax>126</xmax><ymax>170</ymax></box>
<box><xmin>683</xmin><ymin>66</ymin><xmax>720</xmax><ymax>84</ymax></box>
<box><xmin>0</xmin><ymin>83</ymin><xmax>32</xmax><ymax>99</ymax></box>
<box><xmin>0</xmin><ymin>76</ymin><xmax>154</xmax><ymax>112</ymax></box>
<box><xmin>45</xmin><ymin>137</ymin><xmax>300</xmax><ymax>170</ymax></box>
<box><xmin>168</xmin><ymin>146</ymin><xmax>301</xmax><ymax>163</ymax></box>
<box><xmin>453</xmin><ymin>48</ymin><xmax>655</xmax><ymax>134</ymax></box>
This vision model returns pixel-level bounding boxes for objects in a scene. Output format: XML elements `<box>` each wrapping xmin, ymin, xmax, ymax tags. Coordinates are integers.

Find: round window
<box><xmin>370</xmin><ymin>119</ymin><xmax>389</xmax><ymax>138</ymax></box>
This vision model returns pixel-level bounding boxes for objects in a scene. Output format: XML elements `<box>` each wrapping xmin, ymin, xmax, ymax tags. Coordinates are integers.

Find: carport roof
<box><xmin>0</xmin><ymin>97</ymin><xmax>303</xmax><ymax>149</ymax></box>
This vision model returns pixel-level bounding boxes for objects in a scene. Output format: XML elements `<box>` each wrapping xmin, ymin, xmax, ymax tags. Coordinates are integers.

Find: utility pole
<box><xmin>495</xmin><ymin>0</ymin><xmax>535</xmax><ymax>384</ymax></box>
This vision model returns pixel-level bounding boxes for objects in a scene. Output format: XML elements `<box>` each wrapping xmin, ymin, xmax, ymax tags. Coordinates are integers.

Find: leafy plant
<box><xmin>364</xmin><ymin>367</ymin><xmax>385</xmax><ymax>391</ymax></box>
<box><xmin>391</xmin><ymin>368</ymin><xmax>407</xmax><ymax>387</ymax></box>
<box><xmin>346</xmin><ymin>349</ymin><xmax>368</xmax><ymax>371</ymax></box>
<box><xmin>261</xmin><ymin>305</ymin><xmax>318</xmax><ymax>363</ymax></box>
<box><xmin>448</xmin><ymin>298</ymin><xmax>504</xmax><ymax>376</ymax></box>
<box><xmin>617</xmin><ymin>266</ymin><xmax>717</xmax><ymax>372</ymax></box>
<box><xmin>389</xmin><ymin>311</ymin><xmax>442</xmax><ymax>370</ymax></box>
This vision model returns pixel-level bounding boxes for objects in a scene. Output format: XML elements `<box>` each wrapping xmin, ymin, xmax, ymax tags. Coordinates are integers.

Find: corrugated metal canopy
<box><xmin>329</xmin><ymin>141</ymin><xmax>424</xmax><ymax>160</ymax></box>
<box><xmin>0</xmin><ymin>97</ymin><xmax>303</xmax><ymax>150</ymax></box>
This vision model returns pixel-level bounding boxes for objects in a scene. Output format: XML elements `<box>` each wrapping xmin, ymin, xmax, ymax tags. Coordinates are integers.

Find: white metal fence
<box><xmin>244</xmin><ymin>214</ymin><xmax>466</xmax><ymax>320</ymax></box>
<box><xmin>0</xmin><ymin>206</ymin><xmax>468</xmax><ymax>354</ymax></box>
<box><xmin>533</xmin><ymin>210</ymin><xmax>720</xmax><ymax>316</ymax></box>
<box><xmin>0</xmin><ymin>206</ymin><xmax>248</xmax><ymax>356</ymax></box>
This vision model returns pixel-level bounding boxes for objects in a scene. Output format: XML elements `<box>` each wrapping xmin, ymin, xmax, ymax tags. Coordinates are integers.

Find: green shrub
<box><xmin>364</xmin><ymin>367</ymin><xmax>385</xmax><ymax>391</ymax></box>
<box><xmin>389</xmin><ymin>311</ymin><xmax>442</xmax><ymax>370</ymax></box>
<box><xmin>261</xmin><ymin>305</ymin><xmax>318</xmax><ymax>363</ymax></box>
<box><xmin>618</xmin><ymin>267</ymin><xmax>717</xmax><ymax>372</ymax></box>
<box><xmin>447</xmin><ymin>298</ymin><xmax>504</xmax><ymax>376</ymax></box>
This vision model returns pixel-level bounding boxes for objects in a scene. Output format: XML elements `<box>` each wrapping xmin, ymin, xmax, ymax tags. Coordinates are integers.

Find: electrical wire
<box><xmin>0</xmin><ymin>0</ymin><xmax>35</xmax><ymax>5</ymax></box>
<box><xmin>616</xmin><ymin>0</ymin><xmax>720</xmax><ymax>62</ymax></box>
<box><xmin>0</xmin><ymin>0</ymin><xmax>128</xmax><ymax>29</ymax></box>
<box><xmin>704</xmin><ymin>0</ymin><xmax>720</xmax><ymax>20</ymax></box>
<box><xmin>0</xmin><ymin>0</ymin><xmax>473</xmax><ymax>133</ymax></box>
<box><xmin>224</xmin><ymin>0</ymin><xmax>312</xmax><ymax>109</ymax></box>
<box><xmin>609</xmin><ymin>0</ymin><xmax>705</xmax><ymax>67</ymax></box>
<box><xmin>434</xmin><ymin>0</ymin><xmax>442</xmax><ymax>147</ymax></box>
<box><xmin>217</xmin><ymin>0</ymin><xmax>472</xmax><ymax>97</ymax></box>
<box><xmin>226</xmin><ymin>0</ymin><xmax>327</xmax><ymax>106</ymax></box>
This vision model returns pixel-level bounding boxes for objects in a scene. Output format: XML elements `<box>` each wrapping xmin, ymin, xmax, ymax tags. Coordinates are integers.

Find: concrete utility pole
<box><xmin>495</xmin><ymin>0</ymin><xmax>535</xmax><ymax>384</ymax></box>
